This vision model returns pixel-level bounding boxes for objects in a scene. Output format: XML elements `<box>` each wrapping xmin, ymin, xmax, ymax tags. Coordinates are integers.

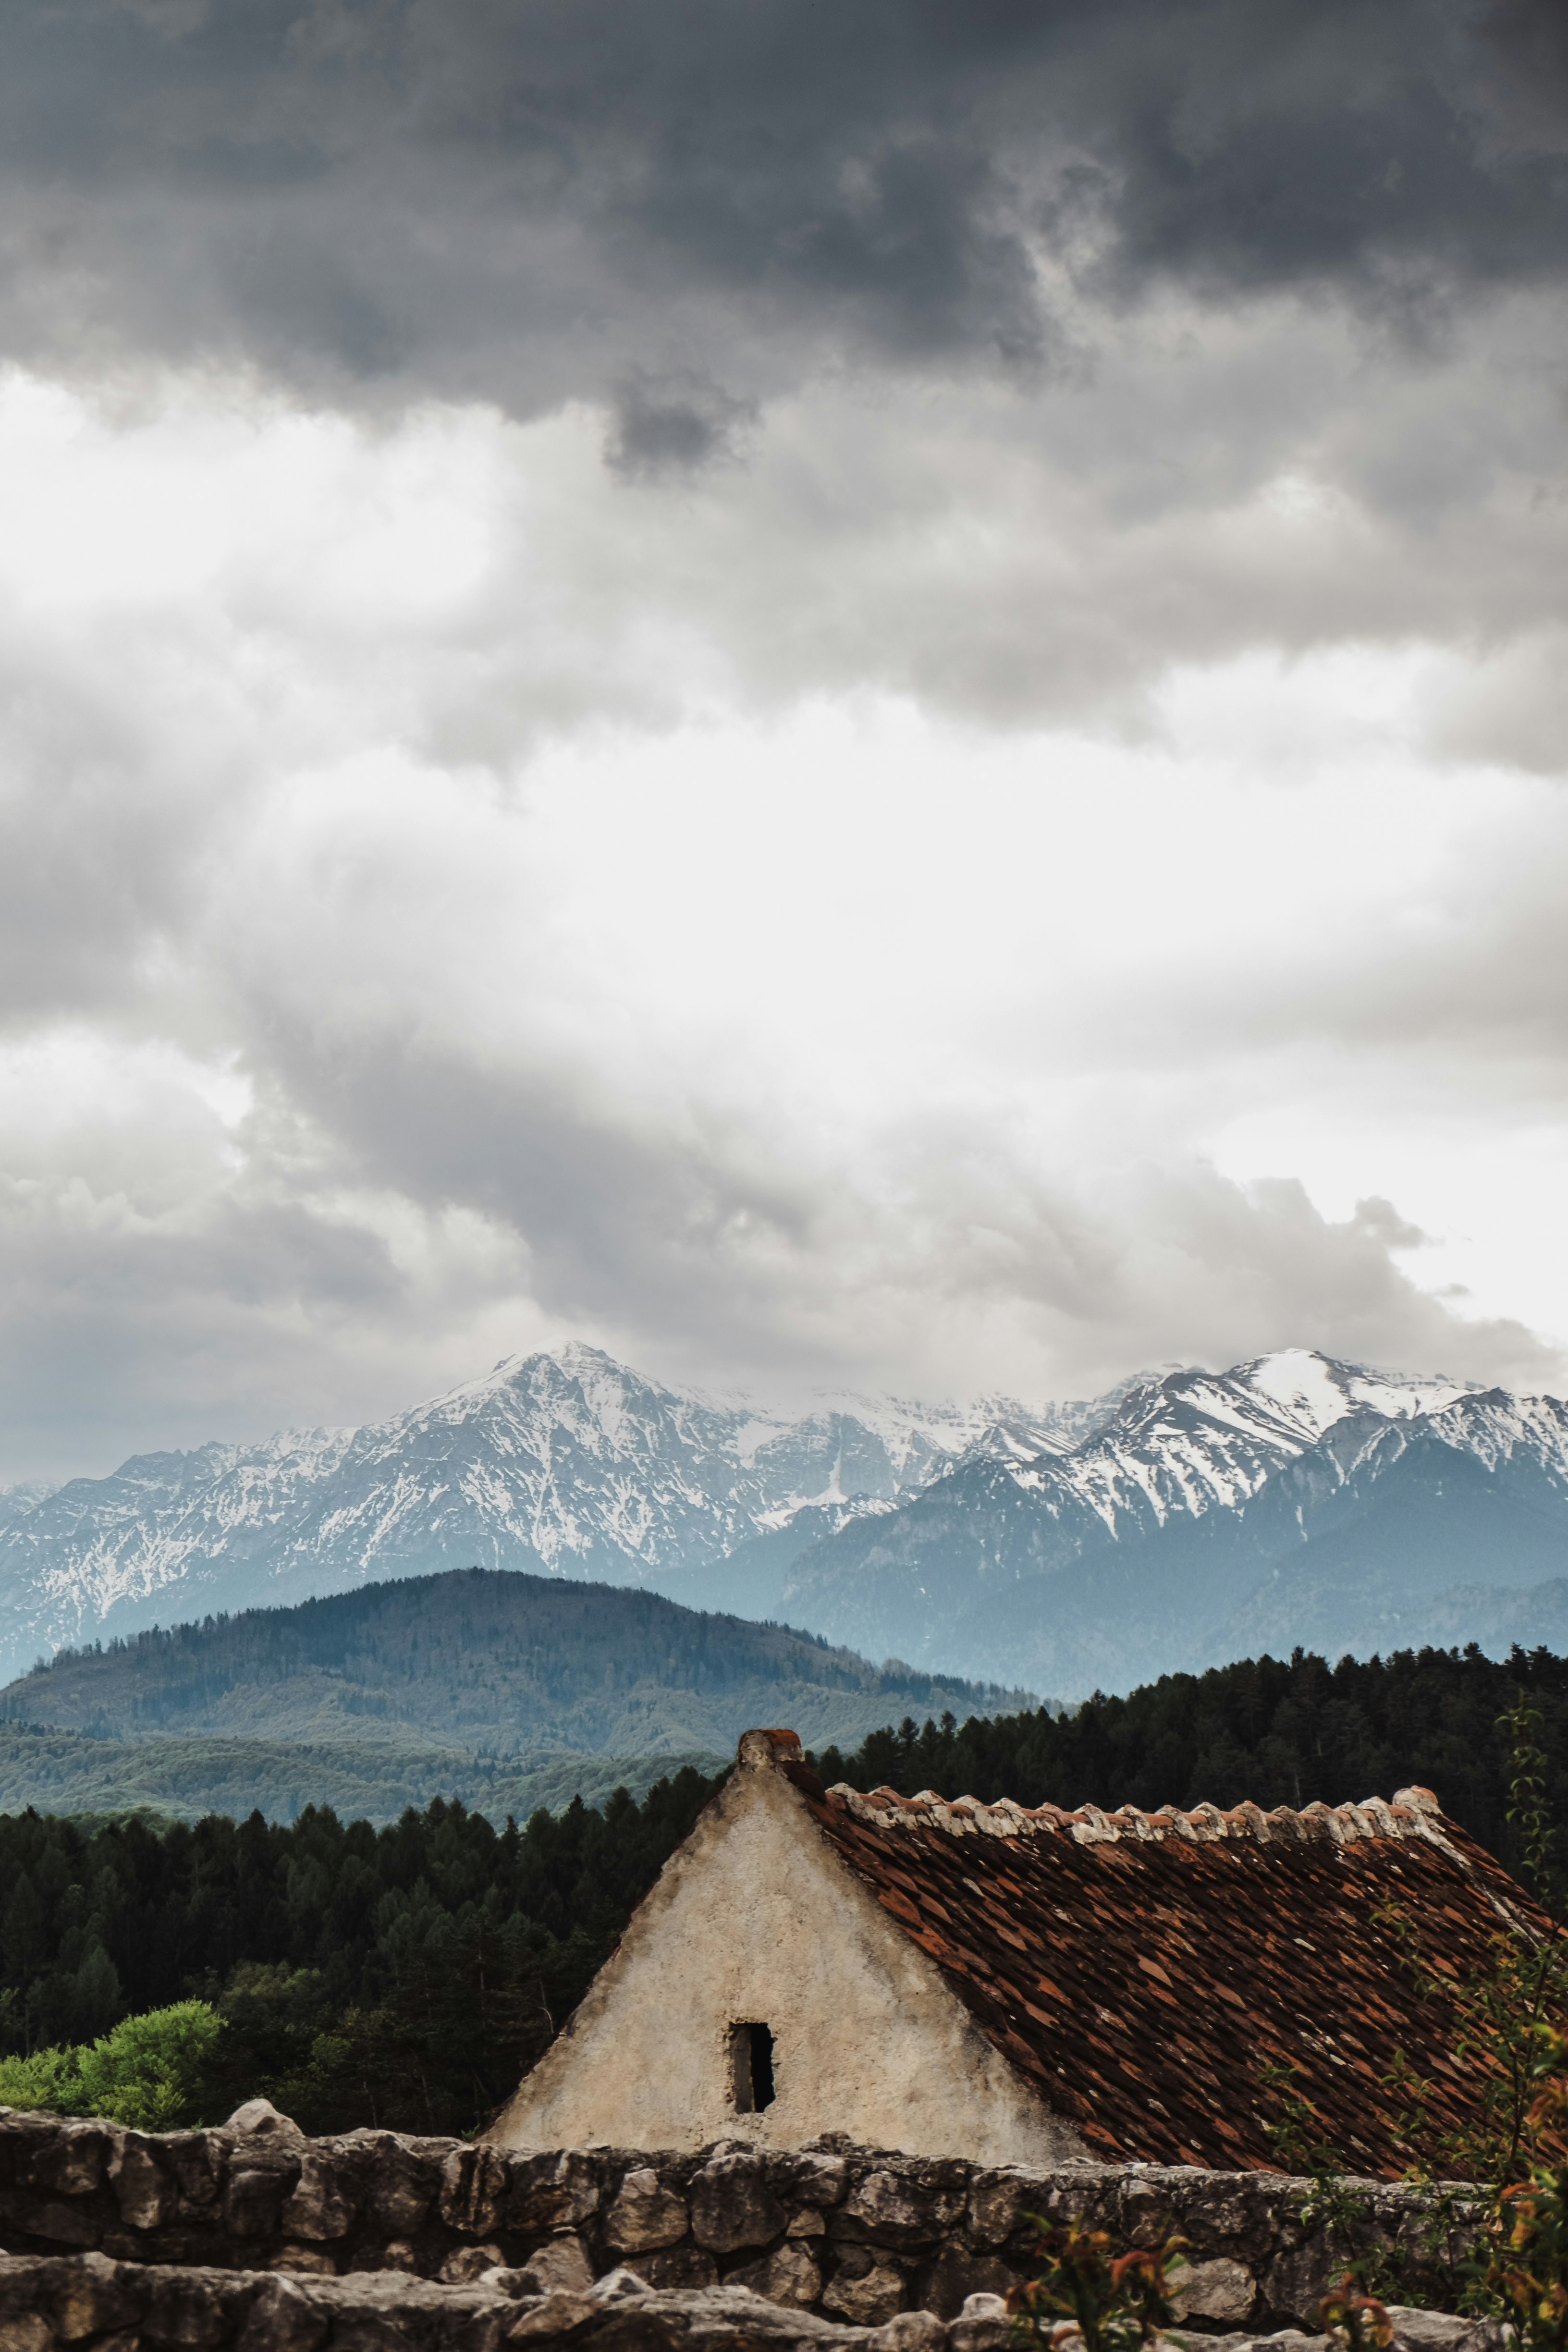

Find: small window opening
<box><xmin>729</xmin><ymin>2021</ymin><xmax>776</xmax><ymax>2112</ymax></box>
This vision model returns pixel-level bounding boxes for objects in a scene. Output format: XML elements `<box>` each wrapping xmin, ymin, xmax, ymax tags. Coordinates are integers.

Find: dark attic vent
<box><xmin>729</xmin><ymin>2021</ymin><xmax>775</xmax><ymax>2111</ymax></box>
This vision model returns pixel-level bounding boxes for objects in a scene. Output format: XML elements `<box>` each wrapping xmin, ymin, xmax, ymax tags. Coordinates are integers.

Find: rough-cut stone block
<box><xmin>1120</xmin><ymin>2174</ymin><xmax>1182</xmax><ymax>2244</ymax></box>
<box><xmin>26</xmin><ymin>2198</ymin><xmax>100</xmax><ymax>2247</ymax></box>
<box><xmin>1167</xmin><ymin>2177</ymin><xmax>1275</xmax><ymax>2265</ymax></box>
<box><xmin>919</xmin><ymin>2250</ymin><xmax>1015</xmax><ymax>2320</ymax></box>
<box><xmin>443</xmin><ymin>2245</ymin><xmax>509</xmax><ymax>2284</ymax></box>
<box><xmin>443</xmin><ymin>2147</ymin><xmax>513</xmax><ymax>2238</ymax></box>
<box><xmin>946</xmin><ymin>2289</ymin><xmax>1010</xmax><ymax>2352</ymax></box>
<box><xmin>280</xmin><ymin>2156</ymin><xmax>355</xmax><ymax>2244</ymax></box>
<box><xmin>1262</xmin><ymin>2239</ymin><xmax>1355</xmax><ymax>2328</ymax></box>
<box><xmin>965</xmin><ymin>2176</ymin><xmax>1022</xmax><ymax>2251</ymax></box>
<box><xmin>870</xmin><ymin>2315</ymin><xmax>946</xmax><ymax>2352</ymax></box>
<box><xmin>236</xmin><ymin>2275</ymin><xmax>331</xmax><ymax>2352</ymax></box>
<box><xmin>516</xmin><ymin>2237</ymin><xmax>595</xmax><ymax>2296</ymax></box>
<box><xmin>1385</xmin><ymin>2311</ymin><xmax>1508</xmax><ymax>2352</ymax></box>
<box><xmin>225</xmin><ymin>2168</ymin><xmax>293</xmax><ymax>2241</ymax></box>
<box><xmin>822</xmin><ymin>2254</ymin><xmax>906</xmax><ymax>2325</ymax></box>
<box><xmin>630</xmin><ymin>2245</ymin><xmax>720</xmax><ymax>2291</ymax></box>
<box><xmin>788</xmin><ymin>2156</ymin><xmax>849</xmax><ymax>2209</ymax></box>
<box><xmin>605</xmin><ymin>2168</ymin><xmax>690</xmax><ymax>2254</ymax></box>
<box><xmin>146</xmin><ymin>2266</ymin><xmax>243</xmax><ymax>2347</ymax></box>
<box><xmin>691</xmin><ymin>2154</ymin><xmax>789</xmax><ymax>2254</ymax></box>
<box><xmin>226</xmin><ymin>2102</ymin><xmax>304</xmax><ymax>2144</ymax></box>
<box><xmin>112</xmin><ymin>2134</ymin><xmax>176</xmax><ymax>2233</ymax></box>
<box><xmin>23</xmin><ymin>2125</ymin><xmax>110</xmax><ymax>2199</ymax></box>
<box><xmin>366</xmin><ymin>2146</ymin><xmax>438</xmax><ymax>2240</ymax></box>
<box><xmin>40</xmin><ymin>2247</ymin><xmax>138</xmax><ymax>2340</ymax></box>
<box><xmin>368</xmin><ymin>2240</ymin><xmax>423</xmax><ymax>2273</ymax></box>
<box><xmin>507</xmin><ymin>2287</ymin><xmax>602</xmax><ymax>2336</ymax></box>
<box><xmin>728</xmin><ymin>2243</ymin><xmax>823</xmax><ymax>2308</ymax></box>
<box><xmin>505</xmin><ymin>2152</ymin><xmax>601</xmax><ymax>2235</ymax></box>
<box><xmin>843</xmin><ymin>2172</ymin><xmax>963</xmax><ymax>2252</ymax></box>
<box><xmin>1172</xmin><ymin>2257</ymin><xmax>1256</xmax><ymax>2325</ymax></box>
<box><xmin>169</xmin><ymin>2133</ymin><xmax>223</xmax><ymax>2218</ymax></box>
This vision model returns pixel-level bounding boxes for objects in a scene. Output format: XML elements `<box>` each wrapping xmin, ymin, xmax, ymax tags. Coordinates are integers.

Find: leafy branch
<box><xmin>1008</xmin><ymin>2217</ymin><xmax>1187</xmax><ymax>2352</ymax></box>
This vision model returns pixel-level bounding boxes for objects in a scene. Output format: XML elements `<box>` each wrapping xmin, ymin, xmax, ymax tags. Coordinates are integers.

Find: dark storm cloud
<box><xmin>605</xmin><ymin>372</ymin><xmax>758</xmax><ymax>482</ymax></box>
<box><xmin>1</xmin><ymin>0</ymin><xmax>1563</xmax><ymax>412</ymax></box>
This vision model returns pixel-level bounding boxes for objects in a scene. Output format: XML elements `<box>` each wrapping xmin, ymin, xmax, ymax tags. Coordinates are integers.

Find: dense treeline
<box><xmin>817</xmin><ymin>1642</ymin><xmax>1568</xmax><ymax>1874</ymax></box>
<box><xmin>0</xmin><ymin>1765</ymin><xmax>722</xmax><ymax>2137</ymax></box>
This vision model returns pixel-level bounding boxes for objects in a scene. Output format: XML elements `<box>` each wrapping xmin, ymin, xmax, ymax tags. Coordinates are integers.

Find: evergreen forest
<box><xmin>816</xmin><ymin>1641</ymin><xmax>1568</xmax><ymax>1867</ymax></box>
<box><xmin>0</xmin><ymin>1767</ymin><xmax>723</xmax><ymax>2140</ymax></box>
<box><xmin>5</xmin><ymin>1640</ymin><xmax>1568</xmax><ymax>2140</ymax></box>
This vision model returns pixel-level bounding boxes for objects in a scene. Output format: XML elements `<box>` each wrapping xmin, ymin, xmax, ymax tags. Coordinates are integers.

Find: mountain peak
<box><xmin>1234</xmin><ymin>1348</ymin><xmax>1481</xmax><ymax>1434</ymax></box>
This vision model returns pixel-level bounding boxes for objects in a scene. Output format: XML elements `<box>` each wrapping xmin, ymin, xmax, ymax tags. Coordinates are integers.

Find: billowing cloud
<box><xmin>1</xmin><ymin>0</ymin><xmax>1563</xmax><ymax>404</ymax></box>
<box><xmin>0</xmin><ymin>7</ymin><xmax>1564</xmax><ymax>1478</ymax></box>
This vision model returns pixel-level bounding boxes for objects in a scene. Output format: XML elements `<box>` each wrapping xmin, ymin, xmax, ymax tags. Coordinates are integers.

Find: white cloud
<box><xmin>0</xmin><ymin>247</ymin><xmax>1564</xmax><ymax>1470</ymax></box>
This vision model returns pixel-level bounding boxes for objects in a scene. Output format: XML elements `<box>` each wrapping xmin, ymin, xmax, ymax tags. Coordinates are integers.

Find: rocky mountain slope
<box><xmin>780</xmin><ymin>1352</ymin><xmax>1568</xmax><ymax>1693</ymax></box>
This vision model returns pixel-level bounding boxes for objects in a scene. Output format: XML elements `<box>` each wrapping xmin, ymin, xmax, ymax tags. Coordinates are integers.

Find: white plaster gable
<box><xmin>483</xmin><ymin>1731</ymin><xmax>1091</xmax><ymax>2166</ymax></box>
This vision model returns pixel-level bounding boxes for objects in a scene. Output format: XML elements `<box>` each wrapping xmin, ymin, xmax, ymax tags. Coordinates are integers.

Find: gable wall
<box><xmin>484</xmin><ymin>1752</ymin><xmax>1090</xmax><ymax>2166</ymax></box>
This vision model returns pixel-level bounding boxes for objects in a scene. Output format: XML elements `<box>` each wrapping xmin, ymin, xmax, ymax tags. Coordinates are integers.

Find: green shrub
<box><xmin>0</xmin><ymin>1999</ymin><xmax>222</xmax><ymax>2131</ymax></box>
<box><xmin>0</xmin><ymin>2043</ymin><xmax>82</xmax><ymax>2113</ymax></box>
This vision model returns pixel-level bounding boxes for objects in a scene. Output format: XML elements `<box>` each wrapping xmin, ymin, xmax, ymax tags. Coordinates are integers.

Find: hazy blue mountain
<box><xmin>779</xmin><ymin>1353</ymin><xmax>1568</xmax><ymax>1694</ymax></box>
<box><xmin>0</xmin><ymin>1564</ymin><xmax>1029</xmax><ymax>1762</ymax></box>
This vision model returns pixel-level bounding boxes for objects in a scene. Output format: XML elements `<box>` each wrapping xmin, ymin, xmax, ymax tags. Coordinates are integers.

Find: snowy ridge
<box><xmin>779</xmin><ymin>1348</ymin><xmax>1568</xmax><ymax>1696</ymax></box>
<box><xmin>993</xmin><ymin>1350</ymin><xmax>1499</xmax><ymax>1536</ymax></box>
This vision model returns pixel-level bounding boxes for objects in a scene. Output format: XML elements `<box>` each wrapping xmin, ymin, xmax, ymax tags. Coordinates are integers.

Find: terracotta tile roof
<box><xmin>781</xmin><ymin>1760</ymin><xmax>1552</xmax><ymax>2177</ymax></box>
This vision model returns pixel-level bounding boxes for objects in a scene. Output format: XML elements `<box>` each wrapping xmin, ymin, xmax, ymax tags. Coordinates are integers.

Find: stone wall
<box><xmin>0</xmin><ymin>2254</ymin><xmax>1512</xmax><ymax>2352</ymax></box>
<box><xmin>0</xmin><ymin>2105</ymin><xmax>1485</xmax><ymax>2334</ymax></box>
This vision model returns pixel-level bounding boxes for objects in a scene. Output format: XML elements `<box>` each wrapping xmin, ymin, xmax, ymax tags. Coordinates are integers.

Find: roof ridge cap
<box><xmin>818</xmin><ymin>1775</ymin><xmax>1478</xmax><ymax>1856</ymax></box>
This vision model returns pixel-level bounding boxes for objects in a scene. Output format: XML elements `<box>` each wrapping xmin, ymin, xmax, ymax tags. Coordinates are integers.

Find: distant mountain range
<box><xmin>0</xmin><ymin>1342</ymin><xmax>1081</xmax><ymax>1681</ymax></box>
<box><xmin>0</xmin><ymin>1567</ymin><xmax>1027</xmax><ymax>1823</ymax></box>
<box><xmin>787</xmin><ymin>1351</ymin><xmax>1568</xmax><ymax>1693</ymax></box>
<box><xmin>3</xmin><ymin>1342</ymin><xmax>1568</xmax><ymax>1699</ymax></box>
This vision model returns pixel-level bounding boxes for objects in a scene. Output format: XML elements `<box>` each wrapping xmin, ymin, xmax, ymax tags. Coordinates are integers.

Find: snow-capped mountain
<box><xmin>0</xmin><ymin>1342</ymin><xmax>1066</xmax><ymax>1680</ymax></box>
<box><xmin>780</xmin><ymin>1349</ymin><xmax>1568</xmax><ymax>1694</ymax></box>
<box><xmin>3</xmin><ymin>1341</ymin><xmax>1566</xmax><ymax>1697</ymax></box>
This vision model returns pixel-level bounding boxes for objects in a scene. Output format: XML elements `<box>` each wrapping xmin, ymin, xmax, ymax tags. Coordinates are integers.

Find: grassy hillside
<box><xmin>0</xmin><ymin>1565</ymin><xmax>1030</xmax><ymax>1760</ymax></box>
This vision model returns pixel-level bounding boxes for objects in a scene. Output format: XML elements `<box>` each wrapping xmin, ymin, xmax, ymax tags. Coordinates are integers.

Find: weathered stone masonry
<box><xmin>0</xmin><ymin>2106</ymin><xmax>1486</xmax><ymax>2333</ymax></box>
<box><xmin>0</xmin><ymin>2252</ymin><xmax>1511</xmax><ymax>2352</ymax></box>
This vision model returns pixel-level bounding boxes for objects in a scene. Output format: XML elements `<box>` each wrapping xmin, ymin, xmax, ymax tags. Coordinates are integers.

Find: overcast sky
<box><xmin>2</xmin><ymin>0</ymin><xmax>1568</xmax><ymax>1478</ymax></box>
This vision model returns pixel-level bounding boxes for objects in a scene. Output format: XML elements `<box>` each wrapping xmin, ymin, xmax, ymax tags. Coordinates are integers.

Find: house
<box><xmin>483</xmin><ymin>1726</ymin><xmax>1547</xmax><ymax>2173</ymax></box>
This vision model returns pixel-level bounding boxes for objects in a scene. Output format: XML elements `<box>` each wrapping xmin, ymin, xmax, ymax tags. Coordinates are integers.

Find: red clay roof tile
<box><xmin>779</xmin><ymin>1759</ymin><xmax>1549</xmax><ymax>2177</ymax></box>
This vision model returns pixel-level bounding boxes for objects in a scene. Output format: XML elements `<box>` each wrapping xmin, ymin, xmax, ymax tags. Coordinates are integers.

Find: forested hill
<box><xmin>0</xmin><ymin>1567</ymin><xmax>1029</xmax><ymax>1760</ymax></box>
<box><xmin>819</xmin><ymin>1642</ymin><xmax>1568</xmax><ymax>1876</ymax></box>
